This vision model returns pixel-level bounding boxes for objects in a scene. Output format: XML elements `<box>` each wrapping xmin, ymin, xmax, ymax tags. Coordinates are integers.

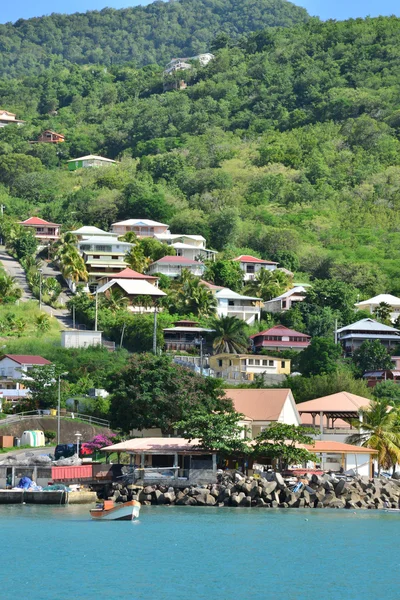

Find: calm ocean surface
<box><xmin>0</xmin><ymin>504</ymin><xmax>398</xmax><ymax>600</ymax></box>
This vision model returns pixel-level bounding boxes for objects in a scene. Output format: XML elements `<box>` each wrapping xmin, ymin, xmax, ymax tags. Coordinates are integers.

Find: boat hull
<box><xmin>90</xmin><ymin>500</ymin><xmax>140</xmax><ymax>521</ymax></box>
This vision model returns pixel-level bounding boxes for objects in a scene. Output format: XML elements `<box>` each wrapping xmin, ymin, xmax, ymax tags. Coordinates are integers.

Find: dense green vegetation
<box><xmin>0</xmin><ymin>0</ymin><xmax>308</xmax><ymax>77</ymax></box>
<box><xmin>1</xmin><ymin>16</ymin><xmax>400</xmax><ymax>300</ymax></box>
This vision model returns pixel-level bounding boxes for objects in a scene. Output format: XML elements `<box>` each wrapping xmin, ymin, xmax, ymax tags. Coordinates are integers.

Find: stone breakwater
<box><xmin>107</xmin><ymin>472</ymin><xmax>400</xmax><ymax>509</ymax></box>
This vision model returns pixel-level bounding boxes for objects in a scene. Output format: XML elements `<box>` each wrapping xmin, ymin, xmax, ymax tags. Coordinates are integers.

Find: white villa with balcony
<box><xmin>147</xmin><ymin>256</ymin><xmax>205</xmax><ymax>278</ymax></box>
<box><xmin>263</xmin><ymin>286</ymin><xmax>307</xmax><ymax>313</ymax></box>
<box><xmin>355</xmin><ymin>294</ymin><xmax>400</xmax><ymax>323</ymax></box>
<box><xmin>0</xmin><ymin>354</ymin><xmax>51</xmax><ymax>406</ymax></box>
<box><xmin>111</xmin><ymin>219</ymin><xmax>170</xmax><ymax>238</ymax></box>
<box><xmin>233</xmin><ymin>255</ymin><xmax>278</xmax><ymax>281</ymax></box>
<box><xmin>78</xmin><ymin>236</ymin><xmax>133</xmax><ymax>285</ymax></box>
<box><xmin>155</xmin><ymin>233</ymin><xmax>216</xmax><ymax>261</ymax></box>
<box><xmin>214</xmin><ymin>287</ymin><xmax>261</xmax><ymax>324</ymax></box>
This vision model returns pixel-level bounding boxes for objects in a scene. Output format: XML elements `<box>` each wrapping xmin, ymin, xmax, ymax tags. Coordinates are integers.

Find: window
<box><xmin>218</xmin><ymin>360</ymin><xmax>223</xmax><ymax>367</ymax></box>
<box><xmin>269</xmin><ymin>360</ymin><xmax>274</xmax><ymax>366</ymax></box>
<box><xmin>228</xmin><ymin>300</ymin><xmax>235</xmax><ymax>306</ymax></box>
<box><xmin>248</xmin><ymin>359</ymin><xmax>254</xmax><ymax>365</ymax></box>
<box><xmin>93</xmin><ymin>255</ymin><xmax>100</xmax><ymax>259</ymax></box>
<box><xmin>96</xmin><ymin>246</ymin><xmax>112</xmax><ymax>252</ymax></box>
<box><xmin>112</xmin><ymin>256</ymin><xmax>119</xmax><ymax>260</ymax></box>
<box><xmin>282</xmin><ymin>300</ymin><xmax>287</xmax><ymax>308</ymax></box>
<box><xmin>281</xmin><ymin>361</ymin><xmax>286</xmax><ymax>368</ymax></box>
<box><xmin>262</xmin><ymin>360</ymin><xmax>268</xmax><ymax>366</ymax></box>
<box><xmin>246</xmin><ymin>265</ymin><xmax>255</xmax><ymax>273</ymax></box>
<box><xmin>255</xmin><ymin>359</ymin><xmax>260</xmax><ymax>366</ymax></box>
<box><xmin>36</xmin><ymin>227</ymin><xmax>44</xmax><ymax>233</ymax></box>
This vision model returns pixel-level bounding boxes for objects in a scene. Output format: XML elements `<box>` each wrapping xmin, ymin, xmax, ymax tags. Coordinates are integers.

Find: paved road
<box><xmin>0</xmin><ymin>248</ymin><xmax>72</xmax><ymax>329</ymax></box>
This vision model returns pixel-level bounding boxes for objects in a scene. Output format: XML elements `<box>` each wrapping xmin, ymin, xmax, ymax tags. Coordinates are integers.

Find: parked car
<box><xmin>54</xmin><ymin>443</ymin><xmax>93</xmax><ymax>461</ymax></box>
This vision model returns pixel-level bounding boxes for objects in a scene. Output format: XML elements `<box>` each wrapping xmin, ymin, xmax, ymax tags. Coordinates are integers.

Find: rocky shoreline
<box><xmin>107</xmin><ymin>472</ymin><xmax>400</xmax><ymax>510</ymax></box>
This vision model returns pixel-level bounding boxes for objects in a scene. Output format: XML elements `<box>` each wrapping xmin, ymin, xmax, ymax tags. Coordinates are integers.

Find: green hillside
<box><xmin>1</xmin><ymin>16</ymin><xmax>400</xmax><ymax>294</ymax></box>
<box><xmin>0</xmin><ymin>0</ymin><xmax>308</xmax><ymax>77</ymax></box>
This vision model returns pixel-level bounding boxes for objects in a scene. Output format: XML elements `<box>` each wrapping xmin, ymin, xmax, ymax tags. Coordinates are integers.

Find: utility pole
<box><xmin>334</xmin><ymin>318</ymin><xmax>338</xmax><ymax>344</ymax></box>
<box><xmin>72</xmin><ymin>304</ymin><xmax>76</xmax><ymax>330</ymax></box>
<box><xmin>57</xmin><ymin>372</ymin><xmax>68</xmax><ymax>445</ymax></box>
<box><xmin>200</xmin><ymin>337</ymin><xmax>204</xmax><ymax>376</ymax></box>
<box><xmin>39</xmin><ymin>269</ymin><xmax>43</xmax><ymax>311</ymax></box>
<box><xmin>152</xmin><ymin>306</ymin><xmax>157</xmax><ymax>354</ymax></box>
<box><xmin>120</xmin><ymin>321</ymin><xmax>126</xmax><ymax>348</ymax></box>
<box><xmin>94</xmin><ymin>289</ymin><xmax>98</xmax><ymax>332</ymax></box>
<box><xmin>0</xmin><ymin>204</ymin><xmax>4</xmax><ymax>246</ymax></box>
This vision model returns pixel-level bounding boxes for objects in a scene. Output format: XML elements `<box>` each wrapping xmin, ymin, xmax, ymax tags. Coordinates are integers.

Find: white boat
<box><xmin>90</xmin><ymin>499</ymin><xmax>141</xmax><ymax>521</ymax></box>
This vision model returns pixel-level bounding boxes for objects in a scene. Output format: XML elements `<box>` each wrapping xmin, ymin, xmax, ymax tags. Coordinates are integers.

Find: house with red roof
<box><xmin>96</xmin><ymin>267</ymin><xmax>159</xmax><ymax>287</ymax></box>
<box><xmin>147</xmin><ymin>256</ymin><xmax>205</xmax><ymax>278</ymax></box>
<box><xmin>250</xmin><ymin>325</ymin><xmax>311</xmax><ymax>352</ymax></box>
<box><xmin>233</xmin><ymin>255</ymin><xmax>278</xmax><ymax>281</ymax></box>
<box><xmin>19</xmin><ymin>217</ymin><xmax>61</xmax><ymax>242</ymax></box>
<box><xmin>0</xmin><ymin>355</ymin><xmax>51</xmax><ymax>406</ymax></box>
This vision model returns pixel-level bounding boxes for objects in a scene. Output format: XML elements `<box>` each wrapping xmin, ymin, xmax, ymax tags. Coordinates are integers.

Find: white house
<box><xmin>154</xmin><ymin>233</ymin><xmax>216</xmax><ymax>261</ymax></box>
<box><xmin>355</xmin><ymin>294</ymin><xmax>400</xmax><ymax>323</ymax></box>
<box><xmin>78</xmin><ymin>236</ymin><xmax>133</xmax><ymax>284</ymax></box>
<box><xmin>0</xmin><ymin>110</ymin><xmax>24</xmax><ymax>127</ymax></box>
<box><xmin>224</xmin><ymin>388</ymin><xmax>301</xmax><ymax>439</ymax></box>
<box><xmin>67</xmin><ymin>155</ymin><xmax>116</xmax><ymax>170</ymax></box>
<box><xmin>337</xmin><ymin>318</ymin><xmax>400</xmax><ymax>355</ymax></box>
<box><xmin>96</xmin><ymin>278</ymin><xmax>166</xmax><ymax>313</ymax></box>
<box><xmin>214</xmin><ymin>287</ymin><xmax>261</xmax><ymax>324</ymax></box>
<box><xmin>111</xmin><ymin>219</ymin><xmax>170</xmax><ymax>238</ymax></box>
<box><xmin>61</xmin><ymin>330</ymin><xmax>103</xmax><ymax>349</ymax></box>
<box><xmin>69</xmin><ymin>226</ymin><xmax>116</xmax><ymax>241</ymax></box>
<box><xmin>0</xmin><ymin>355</ymin><xmax>51</xmax><ymax>403</ymax></box>
<box><xmin>263</xmin><ymin>286</ymin><xmax>307</xmax><ymax>313</ymax></box>
<box><xmin>233</xmin><ymin>255</ymin><xmax>278</xmax><ymax>281</ymax></box>
<box><xmin>147</xmin><ymin>256</ymin><xmax>205</xmax><ymax>278</ymax></box>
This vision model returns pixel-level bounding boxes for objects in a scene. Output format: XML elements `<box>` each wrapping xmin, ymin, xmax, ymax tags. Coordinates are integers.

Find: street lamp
<box><xmin>94</xmin><ymin>287</ymin><xmax>98</xmax><ymax>332</ymax></box>
<box><xmin>39</xmin><ymin>268</ymin><xmax>43</xmax><ymax>311</ymax></box>
<box><xmin>57</xmin><ymin>371</ymin><xmax>69</xmax><ymax>445</ymax></box>
<box><xmin>75</xmin><ymin>432</ymin><xmax>82</xmax><ymax>458</ymax></box>
<box><xmin>195</xmin><ymin>337</ymin><xmax>205</xmax><ymax>376</ymax></box>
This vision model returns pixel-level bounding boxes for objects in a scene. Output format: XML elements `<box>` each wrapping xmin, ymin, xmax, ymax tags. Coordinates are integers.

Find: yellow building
<box><xmin>209</xmin><ymin>353</ymin><xmax>290</xmax><ymax>384</ymax></box>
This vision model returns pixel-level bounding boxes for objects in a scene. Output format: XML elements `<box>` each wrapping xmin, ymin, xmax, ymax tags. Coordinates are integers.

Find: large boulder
<box><xmin>196</xmin><ymin>493</ymin><xmax>216</xmax><ymax>506</ymax></box>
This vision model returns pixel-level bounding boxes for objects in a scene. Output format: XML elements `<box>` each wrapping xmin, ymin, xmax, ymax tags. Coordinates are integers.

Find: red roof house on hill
<box><xmin>97</xmin><ymin>267</ymin><xmax>159</xmax><ymax>286</ymax></box>
<box><xmin>250</xmin><ymin>325</ymin><xmax>311</xmax><ymax>352</ymax></box>
<box><xmin>19</xmin><ymin>217</ymin><xmax>60</xmax><ymax>242</ymax></box>
<box><xmin>233</xmin><ymin>255</ymin><xmax>278</xmax><ymax>281</ymax></box>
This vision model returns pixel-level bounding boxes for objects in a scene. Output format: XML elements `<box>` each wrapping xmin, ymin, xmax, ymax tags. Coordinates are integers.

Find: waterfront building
<box><xmin>224</xmin><ymin>388</ymin><xmax>301</xmax><ymax>438</ymax></box>
<box><xmin>101</xmin><ymin>437</ymin><xmax>218</xmax><ymax>485</ymax></box>
<box><xmin>298</xmin><ymin>391</ymin><xmax>371</xmax><ymax>442</ymax></box>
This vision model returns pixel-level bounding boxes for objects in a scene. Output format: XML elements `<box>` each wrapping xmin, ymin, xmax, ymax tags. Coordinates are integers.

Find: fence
<box><xmin>0</xmin><ymin>410</ymin><xmax>110</xmax><ymax>428</ymax></box>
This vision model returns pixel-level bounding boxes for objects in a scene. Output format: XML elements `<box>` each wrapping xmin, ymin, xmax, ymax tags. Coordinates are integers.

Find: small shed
<box><xmin>67</xmin><ymin>155</ymin><xmax>116</xmax><ymax>171</ymax></box>
<box><xmin>61</xmin><ymin>330</ymin><xmax>102</xmax><ymax>349</ymax></box>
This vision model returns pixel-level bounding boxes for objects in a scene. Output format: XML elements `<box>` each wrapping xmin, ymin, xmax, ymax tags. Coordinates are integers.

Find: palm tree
<box><xmin>35</xmin><ymin>313</ymin><xmax>51</xmax><ymax>334</ymax></box>
<box><xmin>347</xmin><ymin>401</ymin><xmax>400</xmax><ymax>475</ymax></box>
<box><xmin>125</xmin><ymin>246</ymin><xmax>151</xmax><ymax>273</ymax></box>
<box><xmin>210</xmin><ymin>315</ymin><xmax>249</xmax><ymax>354</ymax></box>
<box><xmin>119</xmin><ymin>231</ymin><xmax>137</xmax><ymax>243</ymax></box>
<box><xmin>0</xmin><ymin>273</ymin><xmax>22</xmax><ymax>301</ymax></box>
<box><xmin>245</xmin><ymin>268</ymin><xmax>291</xmax><ymax>301</ymax></box>
<box><xmin>61</xmin><ymin>251</ymin><xmax>88</xmax><ymax>284</ymax></box>
<box><xmin>373</xmin><ymin>302</ymin><xmax>392</xmax><ymax>324</ymax></box>
<box><xmin>101</xmin><ymin>288</ymin><xmax>129</xmax><ymax>312</ymax></box>
<box><xmin>184</xmin><ymin>283</ymin><xmax>217</xmax><ymax>318</ymax></box>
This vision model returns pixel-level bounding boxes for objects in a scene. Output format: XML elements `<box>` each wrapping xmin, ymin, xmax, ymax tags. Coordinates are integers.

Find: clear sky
<box><xmin>0</xmin><ymin>0</ymin><xmax>399</xmax><ymax>24</ymax></box>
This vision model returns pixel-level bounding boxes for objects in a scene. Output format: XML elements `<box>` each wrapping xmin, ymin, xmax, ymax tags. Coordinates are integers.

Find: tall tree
<box><xmin>109</xmin><ymin>353</ymin><xmax>232</xmax><ymax>433</ymax></box>
<box><xmin>353</xmin><ymin>340</ymin><xmax>394</xmax><ymax>375</ymax></box>
<box><xmin>210</xmin><ymin>315</ymin><xmax>248</xmax><ymax>354</ymax></box>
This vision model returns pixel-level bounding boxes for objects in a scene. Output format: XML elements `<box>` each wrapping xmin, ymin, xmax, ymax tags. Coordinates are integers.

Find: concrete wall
<box><xmin>0</xmin><ymin>417</ymin><xmax>113</xmax><ymax>443</ymax></box>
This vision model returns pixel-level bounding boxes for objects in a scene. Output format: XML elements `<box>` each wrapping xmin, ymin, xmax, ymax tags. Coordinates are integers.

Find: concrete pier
<box><xmin>0</xmin><ymin>490</ymin><xmax>67</xmax><ymax>504</ymax></box>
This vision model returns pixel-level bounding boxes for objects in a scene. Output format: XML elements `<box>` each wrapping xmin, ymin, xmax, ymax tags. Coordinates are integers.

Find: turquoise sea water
<box><xmin>0</xmin><ymin>504</ymin><xmax>399</xmax><ymax>600</ymax></box>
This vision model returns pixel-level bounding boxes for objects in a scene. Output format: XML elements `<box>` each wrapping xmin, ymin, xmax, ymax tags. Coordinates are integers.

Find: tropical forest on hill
<box><xmin>0</xmin><ymin>0</ymin><xmax>308</xmax><ymax>77</ymax></box>
<box><xmin>1</xmin><ymin>15</ymin><xmax>400</xmax><ymax>297</ymax></box>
